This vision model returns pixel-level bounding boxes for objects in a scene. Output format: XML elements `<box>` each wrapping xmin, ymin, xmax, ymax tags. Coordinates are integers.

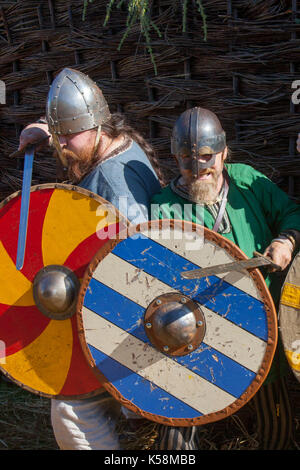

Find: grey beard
<box><xmin>189</xmin><ymin>173</ymin><xmax>219</xmax><ymax>204</ymax></box>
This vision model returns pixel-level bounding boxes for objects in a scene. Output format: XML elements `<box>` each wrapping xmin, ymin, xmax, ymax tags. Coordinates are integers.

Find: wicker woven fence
<box><xmin>0</xmin><ymin>0</ymin><xmax>299</xmax><ymax>201</ymax></box>
<box><xmin>0</xmin><ymin>1</ymin><xmax>300</xmax><ymax>450</ymax></box>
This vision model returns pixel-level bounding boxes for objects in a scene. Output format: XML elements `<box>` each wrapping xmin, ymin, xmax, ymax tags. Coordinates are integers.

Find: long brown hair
<box><xmin>55</xmin><ymin>113</ymin><xmax>163</xmax><ymax>184</ymax></box>
<box><xmin>101</xmin><ymin>113</ymin><xmax>163</xmax><ymax>183</ymax></box>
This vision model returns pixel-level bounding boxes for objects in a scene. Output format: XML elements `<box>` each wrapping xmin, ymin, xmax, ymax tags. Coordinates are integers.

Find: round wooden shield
<box><xmin>0</xmin><ymin>183</ymin><xmax>127</xmax><ymax>398</ymax></box>
<box><xmin>278</xmin><ymin>252</ymin><xmax>300</xmax><ymax>383</ymax></box>
<box><xmin>77</xmin><ymin>220</ymin><xmax>277</xmax><ymax>426</ymax></box>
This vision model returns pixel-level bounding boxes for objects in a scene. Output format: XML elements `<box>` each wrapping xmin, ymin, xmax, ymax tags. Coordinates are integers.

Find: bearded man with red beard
<box><xmin>17</xmin><ymin>68</ymin><xmax>162</xmax><ymax>451</ymax></box>
<box><xmin>151</xmin><ymin>106</ymin><xmax>300</xmax><ymax>450</ymax></box>
<box><xmin>19</xmin><ymin>69</ymin><xmax>162</xmax><ymax>227</ymax></box>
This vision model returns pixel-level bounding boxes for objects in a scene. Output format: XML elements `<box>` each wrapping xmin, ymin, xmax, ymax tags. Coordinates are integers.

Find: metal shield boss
<box><xmin>78</xmin><ymin>220</ymin><xmax>277</xmax><ymax>426</ymax></box>
<box><xmin>279</xmin><ymin>251</ymin><xmax>300</xmax><ymax>383</ymax></box>
<box><xmin>0</xmin><ymin>183</ymin><xmax>127</xmax><ymax>398</ymax></box>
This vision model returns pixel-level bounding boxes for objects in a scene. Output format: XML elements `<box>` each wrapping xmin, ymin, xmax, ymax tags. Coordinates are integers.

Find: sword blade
<box><xmin>16</xmin><ymin>146</ymin><xmax>34</xmax><ymax>270</ymax></box>
<box><xmin>181</xmin><ymin>252</ymin><xmax>280</xmax><ymax>279</ymax></box>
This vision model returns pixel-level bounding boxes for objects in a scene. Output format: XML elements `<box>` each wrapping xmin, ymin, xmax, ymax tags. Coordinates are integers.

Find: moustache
<box><xmin>61</xmin><ymin>148</ymin><xmax>81</xmax><ymax>161</ymax></box>
<box><xmin>197</xmin><ymin>168</ymin><xmax>216</xmax><ymax>177</ymax></box>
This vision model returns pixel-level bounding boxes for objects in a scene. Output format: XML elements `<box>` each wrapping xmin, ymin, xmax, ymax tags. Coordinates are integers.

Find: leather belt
<box><xmin>212</xmin><ymin>168</ymin><xmax>229</xmax><ymax>233</ymax></box>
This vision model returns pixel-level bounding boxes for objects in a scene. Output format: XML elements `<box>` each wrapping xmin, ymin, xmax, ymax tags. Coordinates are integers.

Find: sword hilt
<box><xmin>9</xmin><ymin>135</ymin><xmax>50</xmax><ymax>159</ymax></box>
<box><xmin>252</xmin><ymin>251</ymin><xmax>281</xmax><ymax>272</ymax></box>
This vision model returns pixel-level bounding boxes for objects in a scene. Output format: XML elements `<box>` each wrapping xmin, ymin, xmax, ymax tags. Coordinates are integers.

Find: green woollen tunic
<box><xmin>150</xmin><ymin>163</ymin><xmax>300</xmax><ymax>382</ymax></box>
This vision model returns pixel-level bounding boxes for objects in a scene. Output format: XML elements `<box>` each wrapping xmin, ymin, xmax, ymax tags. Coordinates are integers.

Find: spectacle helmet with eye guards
<box><xmin>171</xmin><ymin>107</ymin><xmax>226</xmax><ymax>178</ymax></box>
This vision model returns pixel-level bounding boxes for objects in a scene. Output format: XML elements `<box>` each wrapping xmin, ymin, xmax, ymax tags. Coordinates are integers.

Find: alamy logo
<box><xmin>0</xmin><ymin>80</ymin><xmax>5</xmax><ymax>104</ymax></box>
<box><xmin>291</xmin><ymin>80</ymin><xmax>300</xmax><ymax>105</ymax></box>
<box><xmin>95</xmin><ymin>198</ymin><xmax>205</xmax><ymax>251</ymax></box>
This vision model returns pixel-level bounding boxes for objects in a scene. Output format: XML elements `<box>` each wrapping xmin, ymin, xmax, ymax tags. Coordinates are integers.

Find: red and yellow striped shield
<box><xmin>0</xmin><ymin>183</ymin><xmax>127</xmax><ymax>398</ymax></box>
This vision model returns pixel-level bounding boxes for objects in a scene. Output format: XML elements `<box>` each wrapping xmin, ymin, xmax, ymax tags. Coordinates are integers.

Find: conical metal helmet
<box><xmin>46</xmin><ymin>68</ymin><xmax>111</xmax><ymax>136</ymax></box>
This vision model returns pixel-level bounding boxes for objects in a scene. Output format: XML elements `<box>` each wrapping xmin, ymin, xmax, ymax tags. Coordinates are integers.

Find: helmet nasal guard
<box><xmin>171</xmin><ymin>107</ymin><xmax>226</xmax><ymax>177</ymax></box>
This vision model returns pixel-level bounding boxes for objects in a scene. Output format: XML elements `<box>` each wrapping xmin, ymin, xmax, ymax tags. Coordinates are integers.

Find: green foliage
<box><xmin>82</xmin><ymin>0</ymin><xmax>95</xmax><ymax>21</ymax></box>
<box><xmin>82</xmin><ymin>0</ymin><xmax>207</xmax><ymax>75</ymax></box>
<box><xmin>183</xmin><ymin>0</ymin><xmax>207</xmax><ymax>41</ymax></box>
<box><xmin>104</xmin><ymin>0</ymin><xmax>162</xmax><ymax>75</ymax></box>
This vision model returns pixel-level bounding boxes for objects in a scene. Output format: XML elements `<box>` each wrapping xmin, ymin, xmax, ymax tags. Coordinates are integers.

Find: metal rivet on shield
<box><xmin>145</xmin><ymin>322</ymin><xmax>152</xmax><ymax>329</ymax></box>
<box><xmin>181</xmin><ymin>297</ymin><xmax>187</xmax><ymax>303</ymax></box>
<box><xmin>197</xmin><ymin>320</ymin><xmax>203</xmax><ymax>327</ymax></box>
<box><xmin>187</xmin><ymin>344</ymin><xmax>193</xmax><ymax>351</ymax></box>
<box><xmin>156</xmin><ymin>299</ymin><xmax>162</xmax><ymax>305</ymax></box>
<box><xmin>163</xmin><ymin>345</ymin><xmax>169</xmax><ymax>352</ymax></box>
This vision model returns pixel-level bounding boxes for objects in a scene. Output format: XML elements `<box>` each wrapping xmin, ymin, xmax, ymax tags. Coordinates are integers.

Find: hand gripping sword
<box><xmin>181</xmin><ymin>251</ymin><xmax>281</xmax><ymax>279</ymax></box>
<box><xmin>16</xmin><ymin>144</ymin><xmax>35</xmax><ymax>270</ymax></box>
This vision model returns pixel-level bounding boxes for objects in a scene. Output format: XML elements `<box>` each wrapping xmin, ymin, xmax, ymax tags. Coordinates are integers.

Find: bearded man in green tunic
<box><xmin>150</xmin><ymin>107</ymin><xmax>300</xmax><ymax>450</ymax></box>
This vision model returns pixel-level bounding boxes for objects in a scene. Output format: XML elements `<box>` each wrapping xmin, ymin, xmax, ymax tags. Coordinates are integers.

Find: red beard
<box><xmin>54</xmin><ymin>147</ymin><xmax>96</xmax><ymax>183</ymax></box>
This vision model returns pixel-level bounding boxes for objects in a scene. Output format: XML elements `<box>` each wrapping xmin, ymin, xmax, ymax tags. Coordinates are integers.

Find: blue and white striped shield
<box><xmin>78</xmin><ymin>221</ymin><xmax>277</xmax><ymax>426</ymax></box>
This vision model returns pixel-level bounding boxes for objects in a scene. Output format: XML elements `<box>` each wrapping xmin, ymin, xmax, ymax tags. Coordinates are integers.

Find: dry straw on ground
<box><xmin>1</xmin><ymin>372</ymin><xmax>299</xmax><ymax>450</ymax></box>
